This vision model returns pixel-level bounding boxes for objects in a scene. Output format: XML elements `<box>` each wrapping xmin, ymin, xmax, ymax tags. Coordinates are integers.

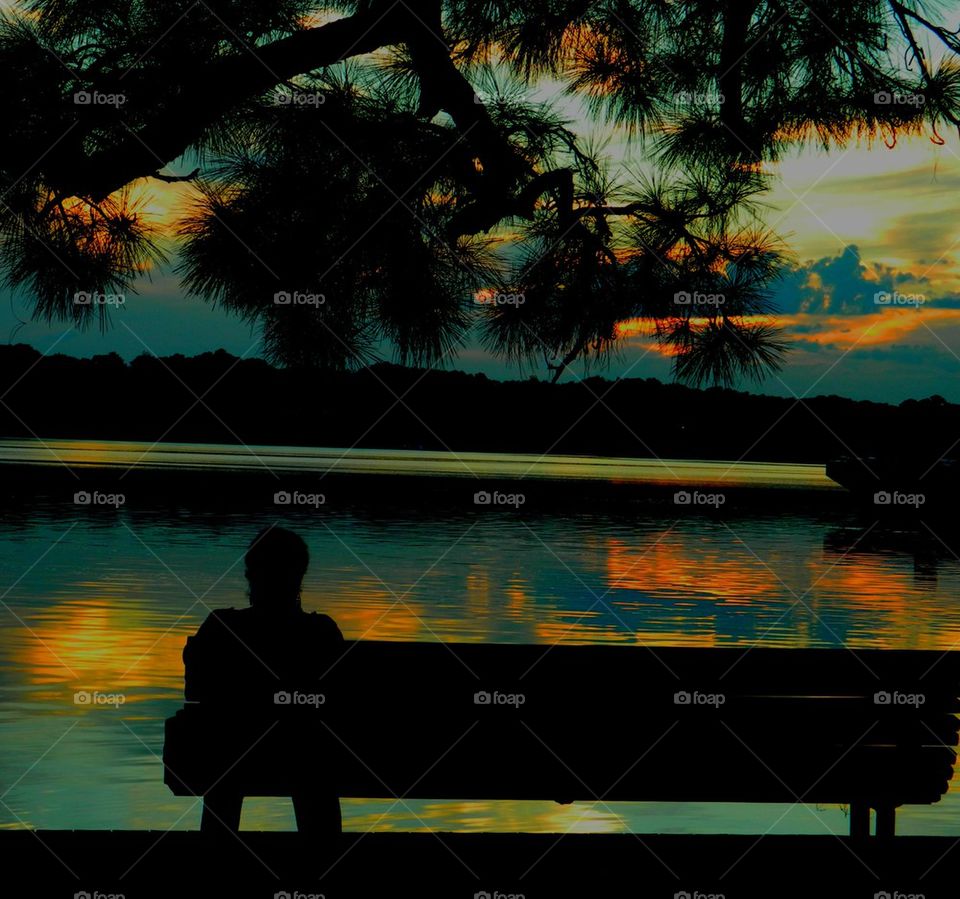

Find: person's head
<box><xmin>244</xmin><ymin>526</ymin><xmax>309</xmax><ymax>610</ymax></box>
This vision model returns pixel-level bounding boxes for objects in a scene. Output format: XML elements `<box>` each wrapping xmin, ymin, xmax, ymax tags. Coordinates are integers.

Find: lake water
<box><xmin>1</xmin><ymin>440</ymin><xmax>959</xmax><ymax>835</ymax></box>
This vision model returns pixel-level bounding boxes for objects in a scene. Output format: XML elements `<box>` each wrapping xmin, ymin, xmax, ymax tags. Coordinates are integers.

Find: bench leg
<box><xmin>850</xmin><ymin>802</ymin><xmax>870</xmax><ymax>838</ymax></box>
<box><xmin>875</xmin><ymin>805</ymin><xmax>896</xmax><ymax>838</ymax></box>
<box><xmin>201</xmin><ymin>788</ymin><xmax>243</xmax><ymax>835</ymax></box>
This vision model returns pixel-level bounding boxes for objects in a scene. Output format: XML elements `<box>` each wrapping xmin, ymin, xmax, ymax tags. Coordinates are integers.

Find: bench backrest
<box><xmin>165</xmin><ymin>643</ymin><xmax>960</xmax><ymax>806</ymax></box>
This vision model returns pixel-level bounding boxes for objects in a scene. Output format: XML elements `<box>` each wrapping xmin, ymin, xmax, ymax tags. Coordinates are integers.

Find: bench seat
<box><xmin>164</xmin><ymin>643</ymin><xmax>960</xmax><ymax>837</ymax></box>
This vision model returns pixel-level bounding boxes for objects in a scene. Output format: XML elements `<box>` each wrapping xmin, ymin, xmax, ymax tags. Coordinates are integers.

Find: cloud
<box><xmin>610</xmin><ymin>244</ymin><xmax>960</xmax><ymax>401</ymax></box>
<box><xmin>827</xmin><ymin>159</ymin><xmax>960</xmax><ymax>199</ymax></box>
<box><xmin>771</xmin><ymin>245</ymin><xmax>942</xmax><ymax>316</ymax></box>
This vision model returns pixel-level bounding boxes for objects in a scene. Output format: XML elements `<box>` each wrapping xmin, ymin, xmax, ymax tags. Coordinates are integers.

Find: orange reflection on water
<box><xmin>605</xmin><ymin>535</ymin><xmax>782</xmax><ymax>603</ymax></box>
<box><xmin>505</xmin><ymin>580</ymin><xmax>530</xmax><ymax>617</ymax></box>
<box><xmin>13</xmin><ymin>590</ymin><xmax>192</xmax><ymax>699</ymax></box>
<box><xmin>813</xmin><ymin>557</ymin><xmax>960</xmax><ymax>649</ymax></box>
<box><xmin>304</xmin><ymin>579</ymin><xmax>428</xmax><ymax>642</ymax></box>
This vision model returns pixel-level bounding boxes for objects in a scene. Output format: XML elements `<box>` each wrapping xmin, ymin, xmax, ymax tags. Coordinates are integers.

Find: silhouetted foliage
<box><xmin>2</xmin><ymin>1</ymin><xmax>958</xmax><ymax>382</ymax></box>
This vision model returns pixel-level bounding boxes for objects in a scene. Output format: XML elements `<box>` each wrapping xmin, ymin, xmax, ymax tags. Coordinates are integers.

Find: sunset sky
<box><xmin>4</xmin><ymin>4</ymin><xmax>960</xmax><ymax>404</ymax></box>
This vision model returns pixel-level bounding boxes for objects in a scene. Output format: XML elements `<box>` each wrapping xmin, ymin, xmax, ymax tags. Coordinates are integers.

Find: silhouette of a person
<box><xmin>183</xmin><ymin>526</ymin><xmax>344</xmax><ymax>837</ymax></box>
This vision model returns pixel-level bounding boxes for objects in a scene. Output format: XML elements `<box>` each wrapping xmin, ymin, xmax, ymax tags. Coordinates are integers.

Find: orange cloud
<box><xmin>616</xmin><ymin>307</ymin><xmax>960</xmax><ymax>356</ymax></box>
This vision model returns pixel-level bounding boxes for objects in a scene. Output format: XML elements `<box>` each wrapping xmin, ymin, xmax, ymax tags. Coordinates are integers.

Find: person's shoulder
<box><xmin>195</xmin><ymin>606</ymin><xmax>244</xmax><ymax>633</ymax></box>
<box><xmin>206</xmin><ymin>606</ymin><xmax>243</xmax><ymax>622</ymax></box>
<box><xmin>303</xmin><ymin>610</ymin><xmax>344</xmax><ymax>641</ymax></box>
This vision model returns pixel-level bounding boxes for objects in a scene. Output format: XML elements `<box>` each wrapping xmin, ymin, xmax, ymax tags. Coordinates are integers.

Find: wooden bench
<box><xmin>163</xmin><ymin>642</ymin><xmax>960</xmax><ymax>838</ymax></box>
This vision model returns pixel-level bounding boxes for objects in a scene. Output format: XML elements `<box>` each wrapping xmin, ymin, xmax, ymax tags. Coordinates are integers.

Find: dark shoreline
<box><xmin>3</xmin><ymin>345</ymin><xmax>959</xmax><ymax>465</ymax></box>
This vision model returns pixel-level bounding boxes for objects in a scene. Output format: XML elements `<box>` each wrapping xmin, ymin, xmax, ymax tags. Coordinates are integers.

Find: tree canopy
<box><xmin>3</xmin><ymin>0</ymin><xmax>959</xmax><ymax>382</ymax></box>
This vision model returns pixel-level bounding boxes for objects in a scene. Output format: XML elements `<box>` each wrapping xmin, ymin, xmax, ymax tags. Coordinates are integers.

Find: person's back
<box><xmin>183</xmin><ymin>526</ymin><xmax>344</xmax><ymax>838</ymax></box>
<box><xmin>185</xmin><ymin>604</ymin><xmax>343</xmax><ymax>706</ymax></box>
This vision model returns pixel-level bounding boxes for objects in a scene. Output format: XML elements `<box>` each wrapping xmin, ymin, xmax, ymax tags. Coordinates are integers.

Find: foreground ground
<box><xmin>4</xmin><ymin>831</ymin><xmax>959</xmax><ymax>897</ymax></box>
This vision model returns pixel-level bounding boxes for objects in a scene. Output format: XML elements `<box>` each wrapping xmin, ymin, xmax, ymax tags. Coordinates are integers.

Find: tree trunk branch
<box><xmin>60</xmin><ymin>6</ymin><xmax>409</xmax><ymax>199</ymax></box>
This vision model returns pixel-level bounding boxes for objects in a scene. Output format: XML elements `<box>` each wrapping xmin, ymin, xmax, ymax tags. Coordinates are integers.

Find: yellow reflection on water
<box><xmin>12</xmin><ymin>591</ymin><xmax>192</xmax><ymax>700</ymax></box>
<box><xmin>336</xmin><ymin>799</ymin><xmax>627</xmax><ymax>834</ymax></box>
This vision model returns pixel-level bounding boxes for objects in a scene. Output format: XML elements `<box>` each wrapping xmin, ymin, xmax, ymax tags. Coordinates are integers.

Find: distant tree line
<box><xmin>0</xmin><ymin>344</ymin><xmax>956</xmax><ymax>464</ymax></box>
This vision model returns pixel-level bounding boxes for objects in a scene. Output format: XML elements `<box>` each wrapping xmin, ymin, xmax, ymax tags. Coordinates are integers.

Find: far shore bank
<box><xmin>2</xmin><ymin>346</ymin><xmax>958</xmax><ymax>465</ymax></box>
